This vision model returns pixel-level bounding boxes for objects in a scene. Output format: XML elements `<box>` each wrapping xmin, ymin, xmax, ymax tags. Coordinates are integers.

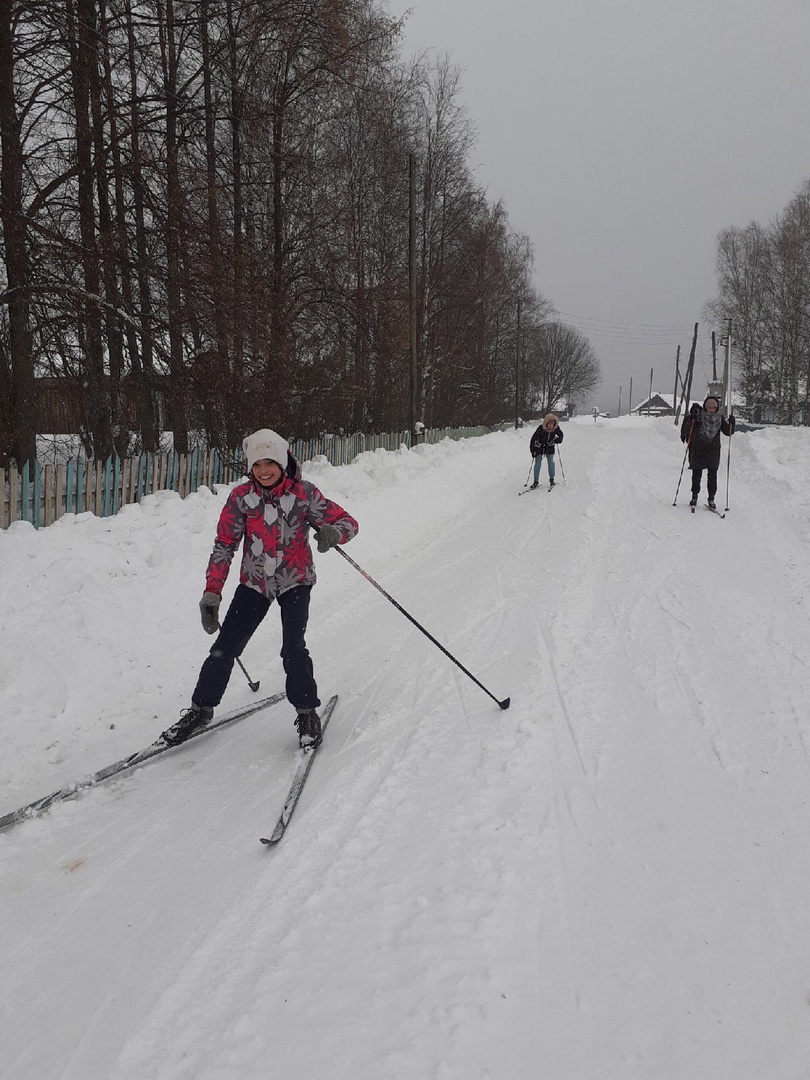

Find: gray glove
<box><xmin>316</xmin><ymin>523</ymin><xmax>341</xmax><ymax>553</ymax></box>
<box><xmin>199</xmin><ymin>591</ymin><xmax>221</xmax><ymax>634</ymax></box>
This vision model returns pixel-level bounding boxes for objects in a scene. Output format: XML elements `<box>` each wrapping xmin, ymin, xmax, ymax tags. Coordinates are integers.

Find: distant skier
<box><xmin>592</xmin><ymin>407</ymin><xmax>599</xmax><ymax>422</ymax></box>
<box><xmin>162</xmin><ymin>428</ymin><xmax>358</xmax><ymax>750</ymax></box>
<box><xmin>680</xmin><ymin>396</ymin><xmax>735</xmax><ymax>509</ymax></box>
<box><xmin>529</xmin><ymin>414</ymin><xmax>564</xmax><ymax>488</ymax></box>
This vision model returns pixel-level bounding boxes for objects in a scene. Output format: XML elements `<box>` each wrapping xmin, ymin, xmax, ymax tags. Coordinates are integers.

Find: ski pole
<box><xmin>556</xmin><ymin>448</ymin><xmax>566</xmax><ymax>482</ymax></box>
<box><xmin>235</xmin><ymin>656</ymin><xmax>260</xmax><ymax>692</ymax></box>
<box><xmin>215</xmin><ymin>619</ymin><xmax>260</xmax><ymax>691</ymax></box>
<box><xmin>725</xmin><ymin>329</ymin><xmax>733</xmax><ymax>512</ymax></box>
<box><xmin>333</xmin><ymin>547</ymin><xmax>510</xmax><ymax>710</ymax></box>
<box><xmin>523</xmin><ymin>462</ymin><xmax>533</xmax><ymax>488</ymax></box>
<box><xmin>673</xmin><ymin>419</ymin><xmax>694</xmax><ymax>505</ymax></box>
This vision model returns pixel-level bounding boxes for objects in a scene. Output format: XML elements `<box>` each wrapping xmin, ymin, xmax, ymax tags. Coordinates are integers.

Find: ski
<box><xmin>0</xmin><ymin>692</ymin><xmax>286</xmax><ymax>832</ymax></box>
<box><xmin>707</xmin><ymin>504</ymin><xmax>726</xmax><ymax>518</ymax></box>
<box><xmin>517</xmin><ymin>486</ymin><xmax>541</xmax><ymax>496</ymax></box>
<box><xmin>260</xmin><ymin>694</ymin><xmax>339</xmax><ymax>845</ymax></box>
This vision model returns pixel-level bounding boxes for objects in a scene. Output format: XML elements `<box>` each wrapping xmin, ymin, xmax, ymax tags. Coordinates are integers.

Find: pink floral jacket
<box><xmin>205</xmin><ymin>458</ymin><xmax>358</xmax><ymax>599</ymax></box>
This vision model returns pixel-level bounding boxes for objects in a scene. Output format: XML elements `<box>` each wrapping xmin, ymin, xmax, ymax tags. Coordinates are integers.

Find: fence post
<box><xmin>33</xmin><ymin>459</ymin><xmax>42</xmax><ymax>526</ymax></box>
<box><xmin>8</xmin><ymin>464</ymin><xmax>20</xmax><ymax>526</ymax></box>
<box><xmin>43</xmin><ymin>463</ymin><xmax>53</xmax><ymax>525</ymax></box>
<box><xmin>100</xmin><ymin>457</ymin><xmax>110</xmax><ymax>517</ymax></box>
<box><xmin>14</xmin><ymin>463</ymin><xmax>19</xmax><ymax>523</ymax></box>
<box><xmin>76</xmin><ymin>458</ymin><xmax>84</xmax><ymax>514</ymax></box>
<box><xmin>113</xmin><ymin>454</ymin><xmax>121</xmax><ymax>514</ymax></box>
<box><xmin>93</xmin><ymin>459</ymin><xmax>102</xmax><ymax>515</ymax></box>
<box><xmin>66</xmin><ymin>458</ymin><xmax>75</xmax><ymax>514</ymax></box>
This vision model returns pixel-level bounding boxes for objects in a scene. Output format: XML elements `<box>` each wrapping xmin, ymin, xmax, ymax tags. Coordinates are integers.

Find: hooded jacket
<box><xmin>529</xmin><ymin>420</ymin><xmax>564</xmax><ymax>456</ymax></box>
<box><xmin>205</xmin><ymin>452</ymin><xmax>358</xmax><ymax>599</ymax></box>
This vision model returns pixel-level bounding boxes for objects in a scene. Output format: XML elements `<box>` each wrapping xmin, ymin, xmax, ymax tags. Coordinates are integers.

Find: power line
<box><xmin>554</xmin><ymin>310</ymin><xmax>695</xmax><ymax>333</ymax></box>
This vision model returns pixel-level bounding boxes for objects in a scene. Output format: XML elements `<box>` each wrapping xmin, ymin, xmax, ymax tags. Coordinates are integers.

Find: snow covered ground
<box><xmin>2</xmin><ymin>416</ymin><xmax>810</xmax><ymax>1079</ymax></box>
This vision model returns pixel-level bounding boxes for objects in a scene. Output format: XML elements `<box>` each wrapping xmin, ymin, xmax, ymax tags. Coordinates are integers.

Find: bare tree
<box><xmin>411</xmin><ymin>54</ymin><xmax>475</xmax><ymax>424</ymax></box>
<box><xmin>707</xmin><ymin>177</ymin><xmax>810</xmax><ymax>422</ymax></box>
<box><xmin>123</xmin><ymin>0</ymin><xmax>162</xmax><ymax>450</ymax></box>
<box><xmin>705</xmin><ymin>222</ymin><xmax>771</xmax><ymax>404</ymax></box>
<box><xmin>766</xmin><ymin>186</ymin><xmax>810</xmax><ymax>422</ymax></box>
<box><xmin>526</xmin><ymin>322</ymin><xmax>600</xmax><ymax>416</ymax></box>
<box><xmin>0</xmin><ymin>2</ymin><xmax>35</xmax><ymax>465</ymax></box>
<box><xmin>67</xmin><ymin>0</ymin><xmax>113</xmax><ymax>459</ymax></box>
<box><xmin>2</xmin><ymin>0</ymin><xmax>572</xmax><ymax>461</ymax></box>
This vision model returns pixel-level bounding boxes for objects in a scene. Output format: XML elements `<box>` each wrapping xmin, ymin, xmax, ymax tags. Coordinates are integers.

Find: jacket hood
<box><xmin>249</xmin><ymin>452</ymin><xmax>302</xmax><ymax>494</ymax></box>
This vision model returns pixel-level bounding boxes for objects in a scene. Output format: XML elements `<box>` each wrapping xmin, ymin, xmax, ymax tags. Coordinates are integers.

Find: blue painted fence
<box><xmin>2</xmin><ymin>426</ymin><xmax>492</xmax><ymax>529</ymax></box>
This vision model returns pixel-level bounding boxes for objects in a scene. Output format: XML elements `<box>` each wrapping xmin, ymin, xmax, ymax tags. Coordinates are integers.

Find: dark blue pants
<box><xmin>192</xmin><ymin>584</ymin><xmax>319</xmax><ymax>710</ymax></box>
<box><xmin>691</xmin><ymin>467</ymin><xmax>718</xmax><ymax>500</ymax></box>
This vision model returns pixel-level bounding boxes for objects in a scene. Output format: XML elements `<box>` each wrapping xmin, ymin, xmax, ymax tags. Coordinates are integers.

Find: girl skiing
<box><xmin>529</xmin><ymin>414</ymin><xmax>564</xmax><ymax>488</ymax></box>
<box><xmin>162</xmin><ymin>429</ymin><xmax>358</xmax><ymax>750</ymax></box>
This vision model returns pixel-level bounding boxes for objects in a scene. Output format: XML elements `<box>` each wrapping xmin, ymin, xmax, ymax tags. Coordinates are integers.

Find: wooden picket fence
<box><xmin>2</xmin><ymin>425</ymin><xmax>490</xmax><ymax>529</ymax></box>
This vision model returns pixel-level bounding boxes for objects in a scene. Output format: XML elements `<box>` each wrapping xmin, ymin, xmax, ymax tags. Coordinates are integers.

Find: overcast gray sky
<box><xmin>394</xmin><ymin>0</ymin><xmax>810</xmax><ymax>413</ymax></box>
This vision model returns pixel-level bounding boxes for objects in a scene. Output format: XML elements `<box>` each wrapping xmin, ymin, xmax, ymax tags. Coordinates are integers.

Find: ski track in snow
<box><xmin>3</xmin><ymin>421</ymin><xmax>810</xmax><ymax>1078</ymax></box>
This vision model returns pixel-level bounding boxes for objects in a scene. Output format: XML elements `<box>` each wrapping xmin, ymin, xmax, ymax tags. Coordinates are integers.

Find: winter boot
<box><xmin>295</xmin><ymin>707</ymin><xmax>322</xmax><ymax>750</ymax></box>
<box><xmin>549</xmin><ymin>477</ymin><xmax>555</xmax><ymax>487</ymax></box>
<box><xmin>530</xmin><ymin>482</ymin><xmax>538</xmax><ymax>489</ymax></box>
<box><xmin>162</xmin><ymin>703</ymin><xmax>214</xmax><ymax>747</ymax></box>
<box><xmin>689</xmin><ymin>495</ymin><xmax>698</xmax><ymax>507</ymax></box>
<box><xmin>708</xmin><ymin>499</ymin><xmax>716</xmax><ymax>510</ymax></box>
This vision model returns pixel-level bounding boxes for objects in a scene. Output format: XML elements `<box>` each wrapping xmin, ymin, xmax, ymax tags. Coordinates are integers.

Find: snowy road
<box><xmin>2</xmin><ymin>419</ymin><xmax>810</xmax><ymax>1078</ymax></box>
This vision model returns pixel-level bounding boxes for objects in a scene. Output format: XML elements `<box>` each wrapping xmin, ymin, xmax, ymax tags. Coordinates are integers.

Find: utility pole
<box><xmin>648</xmin><ymin>367</ymin><xmax>653</xmax><ymax>415</ymax></box>
<box><xmin>629</xmin><ymin>376</ymin><xmax>633</xmax><ymax>416</ymax></box>
<box><xmin>708</xmin><ymin>326</ymin><xmax>724</xmax><ymax>403</ymax></box>
<box><xmin>676</xmin><ymin>322</ymin><xmax>699</xmax><ymax>423</ymax></box>
<box><xmin>515</xmin><ymin>297</ymin><xmax>522</xmax><ymax>428</ymax></box>
<box><xmin>617</xmin><ymin>386</ymin><xmax>622</xmax><ymax>416</ymax></box>
<box><xmin>711</xmin><ymin>331</ymin><xmax>718</xmax><ymax>380</ymax></box>
<box><xmin>672</xmin><ymin>345</ymin><xmax>681</xmax><ymax>419</ymax></box>
<box><xmin>408</xmin><ymin>152</ymin><xmax>418</xmax><ymax>441</ymax></box>
<box><xmin>722</xmin><ymin>319</ymin><xmax>732</xmax><ymax>415</ymax></box>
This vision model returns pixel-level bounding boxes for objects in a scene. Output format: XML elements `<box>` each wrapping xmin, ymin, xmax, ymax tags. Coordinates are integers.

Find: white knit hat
<box><xmin>243</xmin><ymin>429</ymin><xmax>289</xmax><ymax>472</ymax></box>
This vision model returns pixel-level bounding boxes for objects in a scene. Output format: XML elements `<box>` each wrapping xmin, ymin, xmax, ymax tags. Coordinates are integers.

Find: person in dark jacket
<box><xmin>529</xmin><ymin>414</ymin><xmax>564</xmax><ymax>488</ymax></box>
<box><xmin>162</xmin><ymin>428</ymin><xmax>358</xmax><ymax>750</ymax></box>
<box><xmin>680</xmin><ymin>396</ymin><xmax>735</xmax><ymax>509</ymax></box>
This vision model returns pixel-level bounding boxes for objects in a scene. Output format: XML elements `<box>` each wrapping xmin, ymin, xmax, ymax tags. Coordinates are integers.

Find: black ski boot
<box><xmin>689</xmin><ymin>496</ymin><xmax>698</xmax><ymax>508</ymax></box>
<box><xmin>162</xmin><ymin>703</ymin><xmax>214</xmax><ymax>746</ymax></box>
<box><xmin>295</xmin><ymin>707</ymin><xmax>322</xmax><ymax>750</ymax></box>
<box><xmin>549</xmin><ymin>477</ymin><xmax>555</xmax><ymax>487</ymax></box>
<box><xmin>530</xmin><ymin>482</ymin><xmax>538</xmax><ymax>489</ymax></box>
<box><xmin>708</xmin><ymin>499</ymin><xmax>716</xmax><ymax>510</ymax></box>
